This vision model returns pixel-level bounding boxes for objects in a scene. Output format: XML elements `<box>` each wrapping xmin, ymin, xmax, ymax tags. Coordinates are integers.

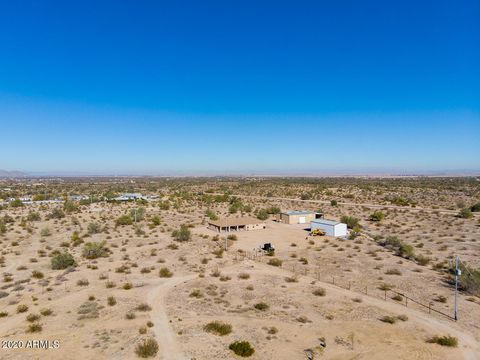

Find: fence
<box><xmin>233</xmin><ymin>249</ymin><xmax>456</xmax><ymax>322</ymax></box>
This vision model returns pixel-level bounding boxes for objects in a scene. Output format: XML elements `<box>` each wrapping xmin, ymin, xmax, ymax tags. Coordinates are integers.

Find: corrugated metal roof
<box><xmin>311</xmin><ymin>219</ymin><xmax>342</xmax><ymax>226</ymax></box>
<box><xmin>208</xmin><ymin>216</ymin><xmax>265</xmax><ymax>227</ymax></box>
<box><xmin>284</xmin><ymin>210</ymin><xmax>315</xmax><ymax>215</ymax></box>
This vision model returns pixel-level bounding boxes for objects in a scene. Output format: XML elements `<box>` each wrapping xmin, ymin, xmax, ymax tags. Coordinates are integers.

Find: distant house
<box><xmin>277</xmin><ymin>210</ymin><xmax>323</xmax><ymax>224</ymax></box>
<box><xmin>70</xmin><ymin>195</ymin><xmax>89</xmax><ymax>201</ymax></box>
<box><xmin>310</xmin><ymin>219</ymin><xmax>347</xmax><ymax>237</ymax></box>
<box><xmin>114</xmin><ymin>193</ymin><xmax>144</xmax><ymax>201</ymax></box>
<box><xmin>208</xmin><ymin>217</ymin><xmax>266</xmax><ymax>233</ymax></box>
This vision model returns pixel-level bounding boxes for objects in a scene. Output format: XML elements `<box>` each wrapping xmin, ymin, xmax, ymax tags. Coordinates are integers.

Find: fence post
<box><xmin>332</xmin><ymin>276</ymin><xmax>335</xmax><ymax>285</ymax></box>
<box><xmin>348</xmin><ymin>281</ymin><xmax>351</xmax><ymax>290</ymax></box>
<box><xmin>405</xmin><ymin>297</ymin><xmax>408</xmax><ymax>307</ymax></box>
<box><xmin>365</xmin><ymin>286</ymin><xmax>367</xmax><ymax>295</ymax></box>
<box><xmin>384</xmin><ymin>290</ymin><xmax>387</xmax><ymax>300</ymax></box>
<box><xmin>428</xmin><ymin>302</ymin><xmax>431</xmax><ymax>314</ymax></box>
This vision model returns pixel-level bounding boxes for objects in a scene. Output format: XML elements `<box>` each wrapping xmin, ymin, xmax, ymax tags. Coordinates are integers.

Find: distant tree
<box><xmin>116</xmin><ymin>214</ymin><xmax>133</xmax><ymax>226</ymax></box>
<box><xmin>470</xmin><ymin>203</ymin><xmax>480</xmax><ymax>212</ymax></box>
<box><xmin>10</xmin><ymin>199</ymin><xmax>24</xmax><ymax>208</ymax></box>
<box><xmin>458</xmin><ymin>208</ymin><xmax>473</xmax><ymax>219</ymax></box>
<box><xmin>51</xmin><ymin>251</ymin><xmax>76</xmax><ymax>270</ymax></box>
<box><xmin>341</xmin><ymin>215</ymin><xmax>360</xmax><ymax>229</ymax></box>
<box><xmin>47</xmin><ymin>208</ymin><xmax>65</xmax><ymax>220</ymax></box>
<box><xmin>369</xmin><ymin>210</ymin><xmax>386</xmax><ymax>222</ymax></box>
<box><xmin>256</xmin><ymin>209</ymin><xmax>269</xmax><ymax>221</ymax></box>
<box><xmin>172</xmin><ymin>224</ymin><xmax>191</xmax><ymax>242</ymax></box>
<box><xmin>63</xmin><ymin>200</ymin><xmax>79</xmax><ymax>213</ymax></box>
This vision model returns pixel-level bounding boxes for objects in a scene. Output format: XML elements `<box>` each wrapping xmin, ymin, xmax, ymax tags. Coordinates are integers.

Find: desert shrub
<box><xmin>426</xmin><ymin>335</ymin><xmax>458</xmax><ymax>347</ymax></box>
<box><xmin>26</xmin><ymin>212</ymin><xmax>41</xmax><ymax>221</ymax></box>
<box><xmin>129</xmin><ymin>207</ymin><xmax>146</xmax><ymax>222</ymax></box>
<box><xmin>397</xmin><ymin>314</ymin><xmax>408</xmax><ymax>321</ymax></box>
<box><xmin>203</xmin><ymin>321</ymin><xmax>232</xmax><ymax>336</ymax></box>
<box><xmin>10</xmin><ymin>199</ymin><xmax>24</xmax><ymax>207</ymax></box>
<box><xmin>377</xmin><ymin>236</ymin><xmax>415</xmax><ymax>259</ymax></box>
<box><xmin>40</xmin><ymin>227</ymin><xmax>52</xmax><ymax>237</ymax></box>
<box><xmin>135</xmin><ymin>338</ymin><xmax>159</xmax><ymax>358</ymax></box>
<box><xmin>415</xmin><ymin>254</ymin><xmax>431</xmax><ymax>266</ymax></box>
<box><xmin>40</xmin><ymin>308</ymin><xmax>52</xmax><ymax>316</ymax></box>
<box><xmin>31</xmin><ymin>270</ymin><xmax>44</xmax><ymax>279</ymax></box>
<box><xmin>47</xmin><ymin>208</ymin><xmax>65</xmax><ymax>220</ymax></box>
<box><xmin>107</xmin><ymin>296</ymin><xmax>117</xmax><ymax>306</ymax></box>
<box><xmin>266</xmin><ymin>206</ymin><xmax>281</xmax><ymax>214</ymax></box>
<box><xmin>392</xmin><ymin>294</ymin><xmax>403</xmax><ymax>301</ymax></box>
<box><xmin>116</xmin><ymin>214</ymin><xmax>133</xmax><ymax>226</ymax></box>
<box><xmin>125</xmin><ymin>312</ymin><xmax>136</xmax><ymax>319</ymax></box>
<box><xmin>189</xmin><ymin>289</ymin><xmax>203</xmax><ymax>298</ymax></box>
<box><xmin>471</xmin><ymin>203</ymin><xmax>480</xmax><ymax>212</ymax></box>
<box><xmin>330</xmin><ymin>200</ymin><xmax>337</xmax><ymax>206</ymax></box>
<box><xmin>227</xmin><ymin>234</ymin><xmax>237</xmax><ymax>241</ymax></box>
<box><xmin>256</xmin><ymin>209</ymin><xmax>269</xmax><ymax>220</ymax></box>
<box><xmin>0</xmin><ymin>311</ymin><xmax>8</xmax><ymax>317</ymax></box>
<box><xmin>458</xmin><ymin>208</ymin><xmax>473</xmax><ymax>219</ymax></box>
<box><xmin>267</xmin><ymin>258</ymin><xmax>282</xmax><ymax>267</ymax></box>
<box><xmin>229</xmin><ymin>341</ymin><xmax>255</xmax><ymax>357</ymax></box>
<box><xmin>205</xmin><ymin>209</ymin><xmax>218</xmax><ymax>220</ymax></box>
<box><xmin>434</xmin><ymin>295</ymin><xmax>447</xmax><ymax>303</ymax></box>
<box><xmin>27</xmin><ymin>323</ymin><xmax>42</xmax><ymax>333</ymax></box>
<box><xmin>51</xmin><ymin>251</ymin><xmax>76</xmax><ymax>269</ymax></box>
<box><xmin>87</xmin><ymin>222</ymin><xmax>102</xmax><ymax>234</ymax></box>
<box><xmin>238</xmin><ymin>273</ymin><xmax>250</xmax><ymax>280</ymax></box>
<box><xmin>63</xmin><ymin>200</ymin><xmax>79</xmax><ymax>213</ymax></box>
<box><xmin>77</xmin><ymin>279</ymin><xmax>89</xmax><ymax>286</ymax></box>
<box><xmin>17</xmin><ymin>304</ymin><xmax>28</xmax><ymax>313</ymax></box>
<box><xmin>341</xmin><ymin>216</ymin><xmax>360</xmax><ymax>229</ymax></box>
<box><xmin>380</xmin><ymin>315</ymin><xmax>397</xmax><ymax>324</ymax></box>
<box><xmin>123</xmin><ymin>282</ymin><xmax>133</xmax><ymax>290</ymax></box>
<box><xmin>254</xmin><ymin>302</ymin><xmax>269</xmax><ymax>311</ymax></box>
<box><xmin>171</xmin><ymin>225</ymin><xmax>191</xmax><ymax>242</ymax></box>
<box><xmin>385</xmin><ymin>269</ymin><xmax>402</xmax><ymax>276</ymax></box>
<box><xmin>159</xmin><ymin>267</ymin><xmax>173</xmax><ymax>278</ymax></box>
<box><xmin>26</xmin><ymin>313</ymin><xmax>40</xmax><ymax>322</ymax></box>
<box><xmin>312</xmin><ymin>288</ymin><xmax>326</xmax><ymax>296</ymax></box>
<box><xmin>136</xmin><ymin>303</ymin><xmax>152</xmax><ymax>312</ymax></box>
<box><xmin>369</xmin><ymin>210</ymin><xmax>386</xmax><ymax>221</ymax></box>
<box><xmin>452</xmin><ymin>262</ymin><xmax>480</xmax><ymax>296</ymax></box>
<box><xmin>82</xmin><ymin>241</ymin><xmax>109</xmax><ymax>259</ymax></box>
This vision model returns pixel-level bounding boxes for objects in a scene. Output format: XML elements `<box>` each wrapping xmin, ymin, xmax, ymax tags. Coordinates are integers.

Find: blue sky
<box><xmin>0</xmin><ymin>1</ymin><xmax>479</xmax><ymax>175</ymax></box>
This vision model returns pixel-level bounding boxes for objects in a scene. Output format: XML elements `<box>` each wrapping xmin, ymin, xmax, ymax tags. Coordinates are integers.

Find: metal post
<box><xmin>454</xmin><ymin>255</ymin><xmax>459</xmax><ymax>321</ymax></box>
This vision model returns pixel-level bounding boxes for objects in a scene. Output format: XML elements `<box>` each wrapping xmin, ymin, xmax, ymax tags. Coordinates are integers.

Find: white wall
<box><xmin>333</xmin><ymin>223</ymin><xmax>347</xmax><ymax>237</ymax></box>
<box><xmin>311</xmin><ymin>221</ymin><xmax>347</xmax><ymax>237</ymax></box>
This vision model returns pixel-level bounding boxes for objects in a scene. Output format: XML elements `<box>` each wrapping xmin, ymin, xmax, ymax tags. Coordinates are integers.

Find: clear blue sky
<box><xmin>0</xmin><ymin>1</ymin><xmax>479</xmax><ymax>175</ymax></box>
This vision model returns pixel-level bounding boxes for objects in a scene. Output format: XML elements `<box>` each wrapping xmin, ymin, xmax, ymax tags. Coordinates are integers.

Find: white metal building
<box><xmin>310</xmin><ymin>219</ymin><xmax>347</xmax><ymax>237</ymax></box>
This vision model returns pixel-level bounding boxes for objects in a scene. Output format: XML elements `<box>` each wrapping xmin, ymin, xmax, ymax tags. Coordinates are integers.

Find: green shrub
<box><xmin>159</xmin><ymin>267</ymin><xmax>173</xmax><ymax>278</ymax></box>
<box><xmin>47</xmin><ymin>208</ymin><xmax>65</xmax><ymax>220</ymax></box>
<box><xmin>380</xmin><ymin>315</ymin><xmax>397</xmax><ymax>324</ymax></box>
<box><xmin>254</xmin><ymin>302</ymin><xmax>269</xmax><ymax>311</ymax></box>
<box><xmin>51</xmin><ymin>251</ymin><xmax>76</xmax><ymax>269</ymax></box>
<box><xmin>171</xmin><ymin>225</ymin><xmax>191</xmax><ymax>242</ymax></box>
<box><xmin>426</xmin><ymin>335</ymin><xmax>458</xmax><ymax>347</ymax></box>
<box><xmin>312</xmin><ymin>288</ymin><xmax>326</xmax><ymax>296</ymax></box>
<box><xmin>17</xmin><ymin>304</ymin><xmax>28</xmax><ymax>313</ymax></box>
<box><xmin>135</xmin><ymin>338</ymin><xmax>159</xmax><ymax>358</ymax></box>
<box><xmin>229</xmin><ymin>341</ymin><xmax>255</xmax><ymax>357</ymax></box>
<box><xmin>267</xmin><ymin>258</ymin><xmax>282</xmax><ymax>267</ymax></box>
<box><xmin>82</xmin><ymin>241</ymin><xmax>110</xmax><ymax>259</ymax></box>
<box><xmin>27</xmin><ymin>323</ymin><xmax>42</xmax><ymax>333</ymax></box>
<box><xmin>87</xmin><ymin>222</ymin><xmax>102</xmax><ymax>234</ymax></box>
<box><xmin>471</xmin><ymin>203</ymin><xmax>480</xmax><ymax>212</ymax></box>
<box><xmin>369</xmin><ymin>211</ymin><xmax>386</xmax><ymax>222</ymax></box>
<box><xmin>256</xmin><ymin>209</ymin><xmax>269</xmax><ymax>220</ymax></box>
<box><xmin>203</xmin><ymin>321</ymin><xmax>232</xmax><ymax>336</ymax></box>
<box><xmin>116</xmin><ymin>214</ymin><xmax>133</xmax><ymax>226</ymax></box>
<box><xmin>458</xmin><ymin>208</ymin><xmax>473</xmax><ymax>219</ymax></box>
<box><xmin>340</xmin><ymin>216</ymin><xmax>360</xmax><ymax>229</ymax></box>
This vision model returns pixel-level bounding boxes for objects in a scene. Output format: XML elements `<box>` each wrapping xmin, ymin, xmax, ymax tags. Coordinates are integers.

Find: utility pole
<box><xmin>454</xmin><ymin>255</ymin><xmax>460</xmax><ymax>321</ymax></box>
<box><xmin>224</xmin><ymin>217</ymin><xmax>228</xmax><ymax>251</ymax></box>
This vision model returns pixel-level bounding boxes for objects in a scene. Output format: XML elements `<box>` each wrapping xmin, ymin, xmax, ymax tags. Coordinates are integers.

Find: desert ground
<box><xmin>0</xmin><ymin>177</ymin><xmax>479</xmax><ymax>359</ymax></box>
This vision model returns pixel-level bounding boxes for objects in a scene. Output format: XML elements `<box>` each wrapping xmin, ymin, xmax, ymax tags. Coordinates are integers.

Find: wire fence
<box><xmin>233</xmin><ymin>249</ymin><xmax>456</xmax><ymax>322</ymax></box>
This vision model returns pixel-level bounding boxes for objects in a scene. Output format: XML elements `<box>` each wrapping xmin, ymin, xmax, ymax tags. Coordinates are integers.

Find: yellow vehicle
<box><xmin>310</xmin><ymin>228</ymin><xmax>326</xmax><ymax>236</ymax></box>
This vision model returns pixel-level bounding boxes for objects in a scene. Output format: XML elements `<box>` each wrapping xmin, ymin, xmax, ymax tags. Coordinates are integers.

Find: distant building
<box><xmin>114</xmin><ymin>193</ymin><xmax>144</xmax><ymax>201</ymax></box>
<box><xmin>277</xmin><ymin>210</ymin><xmax>323</xmax><ymax>224</ymax></box>
<box><xmin>208</xmin><ymin>217</ymin><xmax>266</xmax><ymax>232</ymax></box>
<box><xmin>70</xmin><ymin>195</ymin><xmax>89</xmax><ymax>201</ymax></box>
<box><xmin>310</xmin><ymin>219</ymin><xmax>347</xmax><ymax>237</ymax></box>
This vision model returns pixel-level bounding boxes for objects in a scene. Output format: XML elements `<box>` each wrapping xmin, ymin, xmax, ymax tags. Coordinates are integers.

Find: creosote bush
<box><xmin>51</xmin><ymin>251</ymin><xmax>76</xmax><ymax>270</ymax></box>
<box><xmin>203</xmin><ymin>321</ymin><xmax>232</xmax><ymax>336</ymax></box>
<box><xmin>159</xmin><ymin>267</ymin><xmax>173</xmax><ymax>278</ymax></box>
<box><xmin>82</xmin><ymin>241</ymin><xmax>110</xmax><ymax>259</ymax></box>
<box><xmin>135</xmin><ymin>337</ymin><xmax>159</xmax><ymax>358</ymax></box>
<box><xmin>229</xmin><ymin>341</ymin><xmax>255</xmax><ymax>357</ymax></box>
<box><xmin>426</xmin><ymin>335</ymin><xmax>458</xmax><ymax>347</ymax></box>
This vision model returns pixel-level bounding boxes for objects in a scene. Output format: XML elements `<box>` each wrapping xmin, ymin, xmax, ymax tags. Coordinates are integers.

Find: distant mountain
<box><xmin>0</xmin><ymin>169</ymin><xmax>27</xmax><ymax>178</ymax></box>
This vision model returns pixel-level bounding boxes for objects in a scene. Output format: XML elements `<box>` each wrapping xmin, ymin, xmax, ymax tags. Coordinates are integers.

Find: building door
<box><xmin>299</xmin><ymin>216</ymin><xmax>306</xmax><ymax>224</ymax></box>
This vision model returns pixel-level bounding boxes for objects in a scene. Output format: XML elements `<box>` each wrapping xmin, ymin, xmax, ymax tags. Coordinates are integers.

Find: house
<box><xmin>208</xmin><ymin>217</ymin><xmax>266</xmax><ymax>233</ymax></box>
<box><xmin>277</xmin><ymin>210</ymin><xmax>323</xmax><ymax>224</ymax></box>
<box><xmin>310</xmin><ymin>219</ymin><xmax>347</xmax><ymax>237</ymax></box>
<box><xmin>114</xmin><ymin>193</ymin><xmax>144</xmax><ymax>201</ymax></box>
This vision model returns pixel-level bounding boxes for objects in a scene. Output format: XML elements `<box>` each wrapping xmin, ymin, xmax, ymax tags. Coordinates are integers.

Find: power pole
<box><xmin>224</xmin><ymin>217</ymin><xmax>228</xmax><ymax>251</ymax></box>
<box><xmin>454</xmin><ymin>255</ymin><xmax>460</xmax><ymax>321</ymax></box>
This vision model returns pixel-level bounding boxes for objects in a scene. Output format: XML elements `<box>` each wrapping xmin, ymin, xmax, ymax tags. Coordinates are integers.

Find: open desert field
<box><xmin>0</xmin><ymin>177</ymin><xmax>479</xmax><ymax>359</ymax></box>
